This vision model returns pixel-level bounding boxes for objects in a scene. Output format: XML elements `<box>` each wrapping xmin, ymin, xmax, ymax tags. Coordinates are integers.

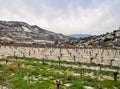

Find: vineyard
<box><xmin>0</xmin><ymin>46</ymin><xmax>120</xmax><ymax>89</ymax></box>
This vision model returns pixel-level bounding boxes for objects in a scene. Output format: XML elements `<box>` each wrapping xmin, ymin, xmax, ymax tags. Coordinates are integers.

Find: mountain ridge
<box><xmin>68</xmin><ymin>34</ymin><xmax>92</xmax><ymax>38</ymax></box>
<box><xmin>0</xmin><ymin>21</ymin><xmax>69</xmax><ymax>44</ymax></box>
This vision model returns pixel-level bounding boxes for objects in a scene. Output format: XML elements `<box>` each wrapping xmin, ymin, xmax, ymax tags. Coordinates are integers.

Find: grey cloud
<box><xmin>0</xmin><ymin>0</ymin><xmax>120</xmax><ymax>35</ymax></box>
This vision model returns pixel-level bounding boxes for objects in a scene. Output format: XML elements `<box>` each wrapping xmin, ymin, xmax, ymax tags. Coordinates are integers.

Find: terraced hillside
<box><xmin>0</xmin><ymin>46</ymin><xmax>120</xmax><ymax>66</ymax></box>
<box><xmin>0</xmin><ymin>46</ymin><xmax>120</xmax><ymax>89</ymax></box>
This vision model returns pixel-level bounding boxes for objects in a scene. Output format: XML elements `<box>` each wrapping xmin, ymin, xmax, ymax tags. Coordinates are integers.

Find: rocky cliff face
<box><xmin>0</xmin><ymin>21</ymin><xmax>69</xmax><ymax>44</ymax></box>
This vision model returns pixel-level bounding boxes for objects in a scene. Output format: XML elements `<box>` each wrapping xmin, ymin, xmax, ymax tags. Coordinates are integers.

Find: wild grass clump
<box><xmin>69</xmin><ymin>81</ymin><xmax>84</xmax><ymax>89</ymax></box>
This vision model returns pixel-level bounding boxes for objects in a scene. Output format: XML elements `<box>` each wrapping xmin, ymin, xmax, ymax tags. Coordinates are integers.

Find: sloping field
<box><xmin>0</xmin><ymin>46</ymin><xmax>120</xmax><ymax>89</ymax></box>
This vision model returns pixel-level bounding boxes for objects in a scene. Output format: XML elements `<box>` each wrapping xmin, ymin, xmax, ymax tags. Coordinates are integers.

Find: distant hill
<box><xmin>0</xmin><ymin>21</ymin><xmax>69</xmax><ymax>44</ymax></box>
<box><xmin>68</xmin><ymin>34</ymin><xmax>92</xmax><ymax>38</ymax></box>
<box><xmin>75</xmin><ymin>28</ymin><xmax>120</xmax><ymax>47</ymax></box>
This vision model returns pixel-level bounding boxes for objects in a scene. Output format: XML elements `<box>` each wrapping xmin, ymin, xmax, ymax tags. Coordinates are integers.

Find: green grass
<box><xmin>0</xmin><ymin>56</ymin><xmax>119</xmax><ymax>89</ymax></box>
<box><xmin>69</xmin><ymin>81</ymin><xmax>84</xmax><ymax>89</ymax></box>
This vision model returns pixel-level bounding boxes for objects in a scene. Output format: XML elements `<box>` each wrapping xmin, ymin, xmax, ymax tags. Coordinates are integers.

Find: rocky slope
<box><xmin>0</xmin><ymin>21</ymin><xmax>69</xmax><ymax>44</ymax></box>
<box><xmin>76</xmin><ymin>28</ymin><xmax>120</xmax><ymax>47</ymax></box>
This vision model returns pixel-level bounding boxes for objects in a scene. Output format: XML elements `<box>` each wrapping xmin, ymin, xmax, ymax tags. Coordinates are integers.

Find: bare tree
<box><xmin>50</xmin><ymin>50</ymin><xmax>52</xmax><ymax>56</ymax></box>
<box><xmin>98</xmin><ymin>64</ymin><xmax>102</xmax><ymax>73</ymax></box>
<box><xmin>101</xmin><ymin>57</ymin><xmax>104</xmax><ymax>62</ymax></box>
<box><xmin>101</xmin><ymin>49</ymin><xmax>104</xmax><ymax>56</ymax></box>
<box><xmin>27</xmin><ymin>72</ymin><xmax>31</xmax><ymax>85</ymax></box>
<box><xmin>56</xmin><ymin>80</ymin><xmax>61</xmax><ymax>89</ymax></box>
<box><xmin>17</xmin><ymin>62</ymin><xmax>21</xmax><ymax>68</ymax></box>
<box><xmin>41</xmin><ymin>58</ymin><xmax>45</xmax><ymax>64</ymax></box>
<box><xmin>58</xmin><ymin>56</ymin><xmax>61</xmax><ymax>66</ymax></box>
<box><xmin>110</xmin><ymin>58</ymin><xmax>115</xmax><ymax>66</ymax></box>
<box><xmin>90</xmin><ymin>57</ymin><xmax>94</xmax><ymax>63</ymax></box>
<box><xmin>78</xmin><ymin>62</ymin><xmax>81</xmax><ymax>68</ymax></box>
<box><xmin>73</xmin><ymin>55</ymin><xmax>76</xmax><ymax>62</ymax></box>
<box><xmin>97</xmin><ymin>83</ymin><xmax>102</xmax><ymax>89</ymax></box>
<box><xmin>5</xmin><ymin>59</ymin><xmax>9</xmax><ymax>65</ymax></box>
<box><xmin>81</xmin><ymin>68</ymin><xmax>85</xmax><ymax>80</ymax></box>
<box><xmin>13</xmin><ymin>51</ymin><xmax>16</xmax><ymax>57</ymax></box>
<box><xmin>28</xmin><ymin>50</ymin><xmax>31</xmax><ymax>56</ymax></box>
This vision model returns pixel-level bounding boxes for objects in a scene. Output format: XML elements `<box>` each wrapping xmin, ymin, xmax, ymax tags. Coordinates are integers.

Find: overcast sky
<box><xmin>0</xmin><ymin>0</ymin><xmax>120</xmax><ymax>35</ymax></box>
